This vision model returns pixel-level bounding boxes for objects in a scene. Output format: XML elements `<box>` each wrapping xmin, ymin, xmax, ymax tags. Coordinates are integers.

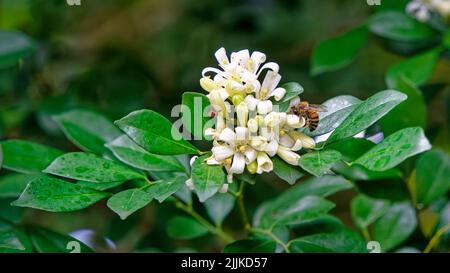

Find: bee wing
<box><xmin>308</xmin><ymin>104</ymin><xmax>327</xmax><ymax>112</ymax></box>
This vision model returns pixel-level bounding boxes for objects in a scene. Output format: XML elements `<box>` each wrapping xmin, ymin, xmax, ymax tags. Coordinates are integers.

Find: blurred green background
<box><xmin>0</xmin><ymin>0</ymin><xmax>449</xmax><ymax>252</ymax></box>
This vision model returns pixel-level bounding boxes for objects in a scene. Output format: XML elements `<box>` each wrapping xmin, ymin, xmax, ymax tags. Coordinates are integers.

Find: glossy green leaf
<box><xmin>107</xmin><ymin>188</ymin><xmax>153</xmax><ymax>220</ymax></box>
<box><xmin>289</xmin><ymin>229</ymin><xmax>367</xmax><ymax>253</ymax></box>
<box><xmin>373</xmin><ymin>202</ymin><xmax>417</xmax><ymax>252</ymax></box>
<box><xmin>76</xmin><ymin>181</ymin><xmax>124</xmax><ymax>191</ymax></box>
<box><xmin>181</xmin><ymin>92</ymin><xmax>211</xmax><ymax>140</ymax></box>
<box><xmin>115</xmin><ymin>109</ymin><xmax>199</xmax><ymax>155</ymax></box>
<box><xmin>167</xmin><ymin>216</ymin><xmax>209</xmax><ymax>239</ymax></box>
<box><xmin>0</xmin><ymin>229</ymin><xmax>25</xmax><ymax>250</ymax></box>
<box><xmin>311</xmin><ymin>26</ymin><xmax>368</xmax><ymax>75</ymax></box>
<box><xmin>106</xmin><ymin>135</ymin><xmax>185</xmax><ymax>173</ymax></box>
<box><xmin>271</xmin><ymin>196</ymin><xmax>335</xmax><ymax>227</ymax></box>
<box><xmin>54</xmin><ymin>109</ymin><xmax>122</xmax><ymax>155</ymax></box>
<box><xmin>272</xmin><ymin>156</ymin><xmax>304</xmax><ymax>185</ymax></box>
<box><xmin>298</xmin><ymin>150</ymin><xmax>342</xmax><ymax>177</ymax></box>
<box><xmin>369</xmin><ymin>11</ymin><xmax>439</xmax><ymax>42</ymax></box>
<box><xmin>12</xmin><ymin>176</ymin><xmax>111</xmax><ymax>212</ymax></box>
<box><xmin>223</xmin><ymin>239</ymin><xmax>276</xmax><ymax>253</ymax></box>
<box><xmin>29</xmin><ymin>226</ymin><xmax>92</xmax><ymax>253</ymax></box>
<box><xmin>0</xmin><ymin>227</ymin><xmax>32</xmax><ymax>253</ymax></box>
<box><xmin>304</xmin><ymin>95</ymin><xmax>361</xmax><ymax>136</ymax></box>
<box><xmin>386</xmin><ymin>48</ymin><xmax>440</xmax><ymax>88</ymax></box>
<box><xmin>0</xmin><ymin>140</ymin><xmax>63</xmax><ymax>174</ymax></box>
<box><xmin>254</xmin><ymin>175</ymin><xmax>352</xmax><ymax>228</ymax></box>
<box><xmin>354</xmin><ymin>127</ymin><xmax>431</xmax><ymax>171</ymax></box>
<box><xmin>204</xmin><ymin>192</ymin><xmax>235</xmax><ymax>225</ymax></box>
<box><xmin>416</xmin><ymin>150</ymin><xmax>450</xmax><ymax>206</ymax></box>
<box><xmin>327</xmin><ymin>90</ymin><xmax>407</xmax><ymax>143</ymax></box>
<box><xmin>44</xmin><ymin>152</ymin><xmax>145</xmax><ymax>183</ymax></box>
<box><xmin>144</xmin><ymin>176</ymin><xmax>186</xmax><ymax>203</ymax></box>
<box><xmin>351</xmin><ymin>194</ymin><xmax>390</xmax><ymax>229</ymax></box>
<box><xmin>276</xmin><ymin>82</ymin><xmax>304</xmax><ymax>112</ymax></box>
<box><xmin>0</xmin><ymin>174</ymin><xmax>35</xmax><ymax>199</ymax></box>
<box><xmin>381</xmin><ymin>77</ymin><xmax>426</xmax><ymax>136</ymax></box>
<box><xmin>0</xmin><ymin>31</ymin><xmax>35</xmax><ymax>69</ymax></box>
<box><xmin>191</xmin><ymin>155</ymin><xmax>226</xmax><ymax>202</ymax></box>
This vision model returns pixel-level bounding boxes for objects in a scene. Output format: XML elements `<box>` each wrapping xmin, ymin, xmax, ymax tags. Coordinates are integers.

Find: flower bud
<box><xmin>246</xmin><ymin>160</ymin><xmax>258</xmax><ymax>174</ymax></box>
<box><xmin>236</xmin><ymin>102</ymin><xmax>248</xmax><ymax>126</ymax></box>
<box><xmin>247</xmin><ymin>118</ymin><xmax>258</xmax><ymax>133</ymax></box>
<box><xmin>256</xmin><ymin>152</ymin><xmax>273</xmax><ymax>173</ymax></box>
<box><xmin>200</xmin><ymin>76</ymin><xmax>219</xmax><ymax>92</ymax></box>
<box><xmin>289</xmin><ymin>131</ymin><xmax>316</xmax><ymax>149</ymax></box>
<box><xmin>231</xmin><ymin>94</ymin><xmax>245</xmax><ymax>106</ymax></box>
<box><xmin>276</xmin><ymin>146</ymin><xmax>300</xmax><ymax>166</ymax></box>
<box><xmin>257</xmin><ymin>100</ymin><xmax>273</xmax><ymax>115</ymax></box>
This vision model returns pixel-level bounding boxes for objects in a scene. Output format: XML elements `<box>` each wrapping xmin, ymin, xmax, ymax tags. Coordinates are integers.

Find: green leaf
<box><xmin>303</xmin><ymin>95</ymin><xmax>362</xmax><ymax>136</ymax></box>
<box><xmin>204</xmin><ymin>192</ymin><xmax>235</xmax><ymax>225</ymax></box>
<box><xmin>254</xmin><ymin>175</ymin><xmax>351</xmax><ymax>228</ymax></box>
<box><xmin>0</xmin><ymin>229</ymin><xmax>25</xmax><ymax>250</ymax></box>
<box><xmin>0</xmin><ymin>174</ymin><xmax>35</xmax><ymax>199</ymax></box>
<box><xmin>107</xmin><ymin>188</ymin><xmax>153</xmax><ymax>220</ymax></box>
<box><xmin>272</xmin><ymin>156</ymin><xmax>304</xmax><ymax>185</ymax></box>
<box><xmin>351</xmin><ymin>194</ymin><xmax>390</xmax><ymax>229</ymax></box>
<box><xmin>76</xmin><ymin>181</ymin><xmax>124</xmax><ymax>191</ymax></box>
<box><xmin>28</xmin><ymin>226</ymin><xmax>92</xmax><ymax>253</ymax></box>
<box><xmin>144</xmin><ymin>176</ymin><xmax>186</xmax><ymax>203</ymax></box>
<box><xmin>369</xmin><ymin>11</ymin><xmax>439</xmax><ymax>42</ymax></box>
<box><xmin>0</xmin><ymin>227</ymin><xmax>33</xmax><ymax>253</ymax></box>
<box><xmin>354</xmin><ymin>127</ymin><xmax>431</xmax><ymax>171</ymax></box>
<box><xmin>327</xmin><ymin>90</ymin><xmax>407</xmax><ymax>143</ymax></box>
<box><xmin>273</xmin><ymin>196</ymin><xmax>335</xmax><ymax>226</ymax></box>
<box><xmin>298</xmin><ymin>150</ymin><xmax>342</xmax><ymax>177</ymax></box>
<box><xmin>416</xmin><ymin>150</ymin><xmax>450</xmax><ymax>206</ymax></box>
<box><xmin>191</xmin><ymin>155</ymin><xmax>226</xmax><ymax>202</ymax></box>
<box><xmin>115</xmin><ymin>109</ymin><xmax>199</xmax><ymax>155</ymax></box>
<box><xmin>0</xmin><ymin>140</ymin><xmax>63</xmax><ymax>174</ymax></box>
<box><xmin>181</xmin><ymin>92</ymin><xmax>211</xmax><ymax>140</ymax></box>
<box><xmin>54</xmin><ymin>109</ymin><xmax>122</xmax><ymax>155</ymax></box>
<box><xmin>289</xmin><ymin>229</ymin><xmax>367</xmax><ymax>253</ymax></box>
<box><xmin>223</xmin><ymin>239</ymin><xmax>276</xmax><ymax>253</ymax></box>
<box><xmin>311</xmin><ymin>26</ymin><xmax>368</xmax><ymax>75</ymax></box>
<box><xmin>385</xmin><ymin>48</ymin><xmax>440</xmax><ymax>88</ymax></box>
<box><xmin>380</xmin><ymin>77</ymin><xmax>426</xmax><ymax>136</ymax></box>
<box><xmin>276</xmin><ymin>82</ymin><xmax>304</xmax><ymax>112</ymax></box>
<box><xmin>373</xmin><ymin>202</ymin><xmax>417</xmax><ymax>252</ymax></box>
<box><xmin>11</xmin><ymin>176</ymin><xmax>111</xmax><ymax>212</ymax></box>
<box><xmin>167</xmin><ymin>216</ymin><xmax>209</xmax><ymax>239</ymax></box>
<box><xmin>44</xmin><ymin>152</ymin><xmax>145</xmax><ymax>183</ymax></box>
<box><xmin>0</xmin><ymin>31</ymin><xmax>35</xmax><ymax>69</ymax></box>
<box><xmin>106</xmin><ymin>135</ymin><xmax>185</xmax><ymax>173</ymax></box>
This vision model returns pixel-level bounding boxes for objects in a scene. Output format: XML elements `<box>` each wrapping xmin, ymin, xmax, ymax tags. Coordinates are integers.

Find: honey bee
<box><xmin>290</xmin><ymin>101</ymin><xmax>327</xmax><ymax>132</ymax></box>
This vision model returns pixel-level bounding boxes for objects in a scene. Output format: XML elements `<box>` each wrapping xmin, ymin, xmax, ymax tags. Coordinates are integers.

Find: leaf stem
<box><xmin>236</xmin><ymin>181</ymin><xmax>251</xmax><ymax>232</ymax></box>
<box><xmin>423</xmin><ymin>223</ymin><xmax>450</xmax><ymax>253</ymax></box>
<box><xmin>174</xmin><ymin>199</ymin><xmax>234</xmax><ymax>243</ymax></box>
<box><xmin>361</xmin><ymin>227</ymin><xmax>372</xmax><ymax>242</ymax></box>
<box><xmin>252</xmin><ymin>228</ymin><xmax>290</xmax><ymax>253</ymax></box>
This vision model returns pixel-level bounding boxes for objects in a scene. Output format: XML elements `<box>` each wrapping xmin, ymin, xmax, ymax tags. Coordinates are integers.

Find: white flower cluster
<box><xmin>189</xmin><ymin>48</ymin><xmax>315</xmax><ymax>192</ymax></box>
<box><xmin>407</xmin><ymin>0</ymin><xmax>450</xmax><ymax>22</ymax></box>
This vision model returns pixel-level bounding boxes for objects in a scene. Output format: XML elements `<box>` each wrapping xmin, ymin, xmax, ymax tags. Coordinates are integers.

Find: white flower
<box><xmin>276</xmin><ymin>146</ymin><xmax>300</xmax><ymax>166</ymax></box>
<box><xmin>256</xmin><ymin>152</ymin><xmax>273</xmax><ymax>174</ymax></box>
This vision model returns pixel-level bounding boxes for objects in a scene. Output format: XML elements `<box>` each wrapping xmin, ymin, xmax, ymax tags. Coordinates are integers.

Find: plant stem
<box><xmin>361</xmin><ymin>227</ymin><xmax>372</xmax><ymax>242</ymax></box>
<box><xmin>237</xmin><ymin>181</ymin><xmax>251</xmax><ymax>232</ymax></box>
<box><xmin>174</xmin><ymin>199</ymin><xmax>234</xmax><ymax>244</ymax></box>
<box><xmin>423</xmin><ymin>223</ymin><xmax>450</xmax><ymax>253</ymax></box>
<box><xmin>252</xmin><ymin>228</ymin><xmax>290</xmax><ymax>253</ymax></box>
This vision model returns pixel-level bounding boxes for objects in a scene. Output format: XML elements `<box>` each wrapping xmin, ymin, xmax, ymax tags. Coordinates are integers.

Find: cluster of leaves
<box><xmin>1</xmin><ymin>0</ymin><xmax>450</xmax><ymax>253</ymax></box>
<box><xmin>1</xmin><ymin>80</ymin><xmax>446</xmax><ymax>253</ymax></box>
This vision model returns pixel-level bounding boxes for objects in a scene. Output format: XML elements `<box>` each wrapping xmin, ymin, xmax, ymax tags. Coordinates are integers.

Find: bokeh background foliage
<box><xmin>0</xmin><ymin>0</ymin><xmax>449</xmax><ymax>253</ymax></box>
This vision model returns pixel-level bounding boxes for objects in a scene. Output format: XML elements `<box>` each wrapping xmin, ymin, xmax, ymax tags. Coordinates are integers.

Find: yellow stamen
<box><xmin>238</xmin><ymin>145</ymin><xmax>246</xmax><ymax>153</ymax></box>
<box><xmin>224</xmin><ymin>157</ymin><xmax>232</xmax><ymax>166</ymax></box>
